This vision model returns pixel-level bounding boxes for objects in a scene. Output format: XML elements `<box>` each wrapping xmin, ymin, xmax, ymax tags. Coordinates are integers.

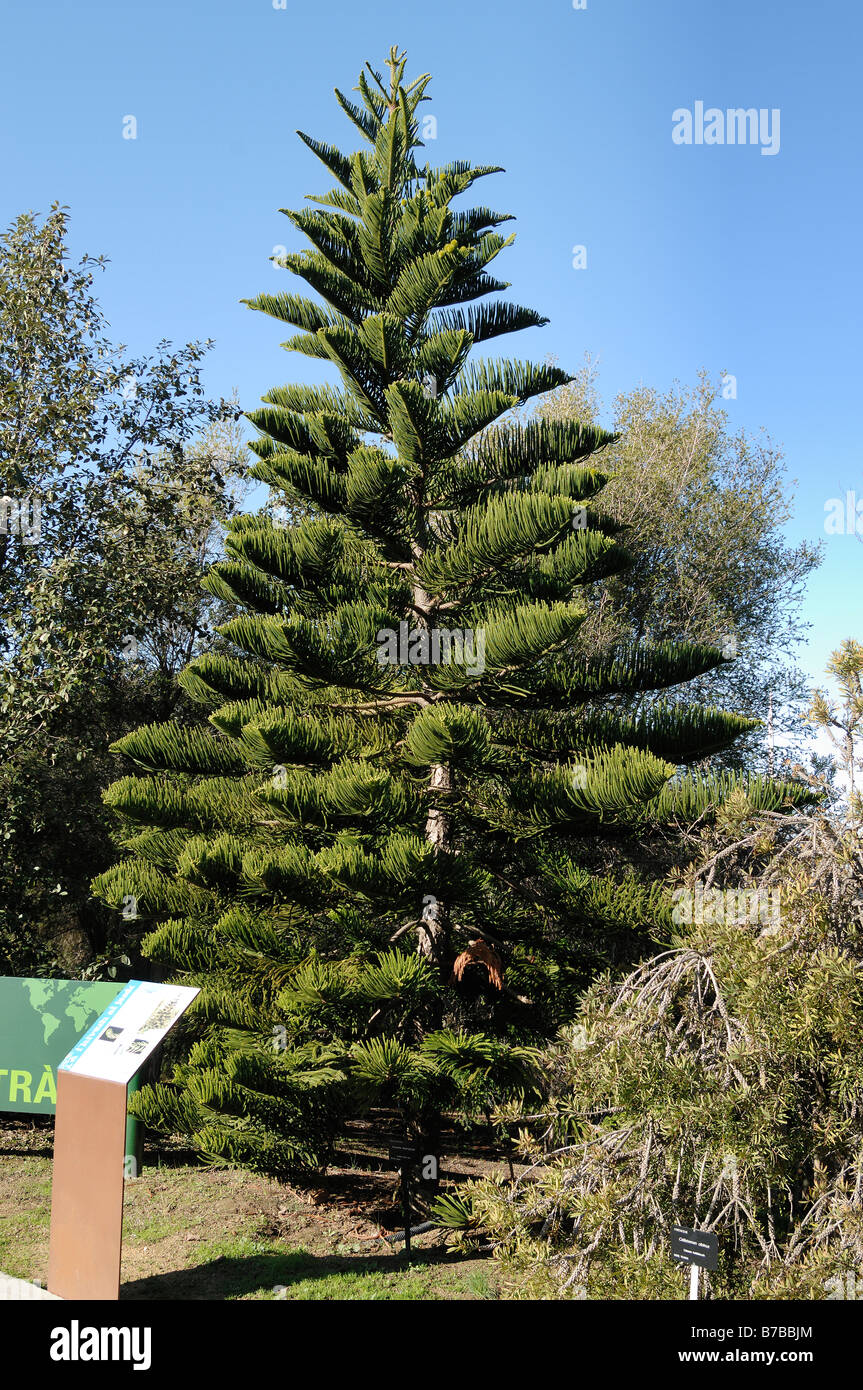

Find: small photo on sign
<box><xmin>100</xmin><ymin>1027</ymin><xmax>124</xmax><ymax>1042</ymax></box>
<box><xmin>126</xmin><ymin>1038</ymin><xmax>149</xmax><ymax>1055</ymax></box>
<box><xmin>138</xmin><ymin>996</ymin><xmax>185</xmax><ymax>1033</ymax></box>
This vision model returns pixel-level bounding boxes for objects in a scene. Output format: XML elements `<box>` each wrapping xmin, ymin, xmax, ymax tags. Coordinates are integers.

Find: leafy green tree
<box><xmin>94</xmin><ymin>49</ymin><xmax>808</xmax><ymax>1176</ymax></box>
<box><xmin>0</xmin><ymin>206</ymin><xmax>246</xmax><ymax>974</ymax></box>
<box><xmin>536</xmin><ymin>364</ymin><xmax>821</xmax><ymax>773</ymax></box>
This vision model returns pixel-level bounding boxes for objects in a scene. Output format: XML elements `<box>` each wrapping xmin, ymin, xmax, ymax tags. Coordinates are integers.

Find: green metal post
<box><xmin>124</xmin><ymin>1069</ymin><xmax>144</xmax><ymax>1179</ymax></box>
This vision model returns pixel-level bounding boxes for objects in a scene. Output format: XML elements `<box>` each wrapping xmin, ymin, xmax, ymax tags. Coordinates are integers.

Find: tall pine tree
<box><xmin>93</xmin><ymin>49</ymin><xmax>809</xmax><ymax>1175</ymax></box>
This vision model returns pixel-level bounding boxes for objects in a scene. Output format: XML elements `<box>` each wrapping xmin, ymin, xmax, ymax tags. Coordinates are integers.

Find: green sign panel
<box><xmin>0</xmin><ymin>977</ymin><xmax>123</xmax><ymax>1114</ymax></box>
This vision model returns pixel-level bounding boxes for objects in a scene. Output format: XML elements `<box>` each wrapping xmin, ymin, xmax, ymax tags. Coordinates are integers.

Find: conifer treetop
<box><xmin>90</xmin><ymin>48</ymin><xmax>812</xmax><ymax>1180</ymax></box>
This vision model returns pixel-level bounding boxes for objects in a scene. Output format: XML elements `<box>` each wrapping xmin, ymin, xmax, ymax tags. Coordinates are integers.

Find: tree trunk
<box><xmin>418</xmin><ymin>761</ymin><xmax>451</xmax><ymax>969</ymax></box>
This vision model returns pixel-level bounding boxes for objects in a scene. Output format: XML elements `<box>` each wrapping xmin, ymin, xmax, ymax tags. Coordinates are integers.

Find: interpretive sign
<box><xmin>48</xmin><ymin>979</ymin><xmax>199</xmax><ymax>1300</ymax></box>
<box><xmin>58</xmin><ymin>979</ymin><xmax>199</xmax><ymax>1083</ymax></box>
<box><xmin>0</xmin><ymin>977</ymin><xmax>122</xmax><ymax>1114</ymax></box>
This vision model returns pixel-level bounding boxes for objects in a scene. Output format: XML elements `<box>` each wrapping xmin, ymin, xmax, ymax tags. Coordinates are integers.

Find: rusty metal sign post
<box><xmin>47</xmin><ymin>980</ymin><xmax>199</xmax><ymax>1301</ymax></box>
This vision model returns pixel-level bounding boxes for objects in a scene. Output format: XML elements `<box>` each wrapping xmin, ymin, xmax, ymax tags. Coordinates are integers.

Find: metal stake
<box><xmin>401</xmin><ymin>1167</ymin><xmax>411</xmax><ymax>1257</ymax></box>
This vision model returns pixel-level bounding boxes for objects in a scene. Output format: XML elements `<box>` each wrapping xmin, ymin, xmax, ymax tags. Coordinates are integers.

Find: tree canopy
<box><xmin>0</xmin><ymin>206</ymin><xmax>246</xmax><ymax>973</ymax></box>
<box><xmin>93</xmin><ymin>49</ymin><xmax>809</xmax><ymax>1178</ymax></box>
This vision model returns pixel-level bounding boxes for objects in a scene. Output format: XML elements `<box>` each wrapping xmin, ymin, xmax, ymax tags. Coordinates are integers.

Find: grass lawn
<box><xmin>0</xmin><ymin>1118</ymin><xmax>502</xmax><ymax>1300</ymax></box>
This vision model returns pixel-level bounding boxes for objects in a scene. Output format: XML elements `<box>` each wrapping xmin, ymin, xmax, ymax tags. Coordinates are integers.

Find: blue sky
<box><xmin>1</xmin><ymin>0</ymin><xmax>859</xmax><ymax>694</ymax></box>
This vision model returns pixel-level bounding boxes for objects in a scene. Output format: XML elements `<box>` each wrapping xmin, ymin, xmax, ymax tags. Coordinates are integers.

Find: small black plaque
<box><xmin>671</xmin><ymin>1226</ymin><xmax>718</xmax><ymax>1271</ymax></box>
<box><xmin>388</xmin><ymin>1142</ymin><xmax>420</xmax><ymax>1166</ymax></box>
<box><xmin>388</xmin><ymin>1144</ymin><xmax>439</xmax><ymax>1179</ymax></box>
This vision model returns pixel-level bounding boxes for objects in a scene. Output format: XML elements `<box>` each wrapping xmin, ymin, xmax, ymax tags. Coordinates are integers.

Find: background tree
<box><xmin>808</xmin><ymin>639</ymin><xmax>863</xmax><ymax>822</ymax></box>
<box><xmin>0</xmin><ymin>206</ymin><xmax>247</xmax><ymax>974</ymax></box>
<box><xmin>454</xmin><ymin>767</ymin><xmax>859</xmax><ymax>1302</ymax></box>
<box><xmin>95</xmin><ymin>49</ymin><xmax>808</xmax><ymax>1178</ymax></box>
<box><xmin>535</xmin><ymin>363</ymin><xmax>821</xmax><ymax>773</ymax></box>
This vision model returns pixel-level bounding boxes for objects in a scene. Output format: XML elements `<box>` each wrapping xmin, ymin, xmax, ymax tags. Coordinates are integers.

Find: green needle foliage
<box><xmin>93</xmin><ymin>48</ymin><xmax>810</xmax><ymax>1178</ymax></box>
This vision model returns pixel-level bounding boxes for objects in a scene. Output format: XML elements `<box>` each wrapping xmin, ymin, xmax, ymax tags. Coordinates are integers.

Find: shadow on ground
<box><xmin>120</xmin><ymin>1245</ymin><xmax>472</xmax><ymax>1300</ymax></box>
